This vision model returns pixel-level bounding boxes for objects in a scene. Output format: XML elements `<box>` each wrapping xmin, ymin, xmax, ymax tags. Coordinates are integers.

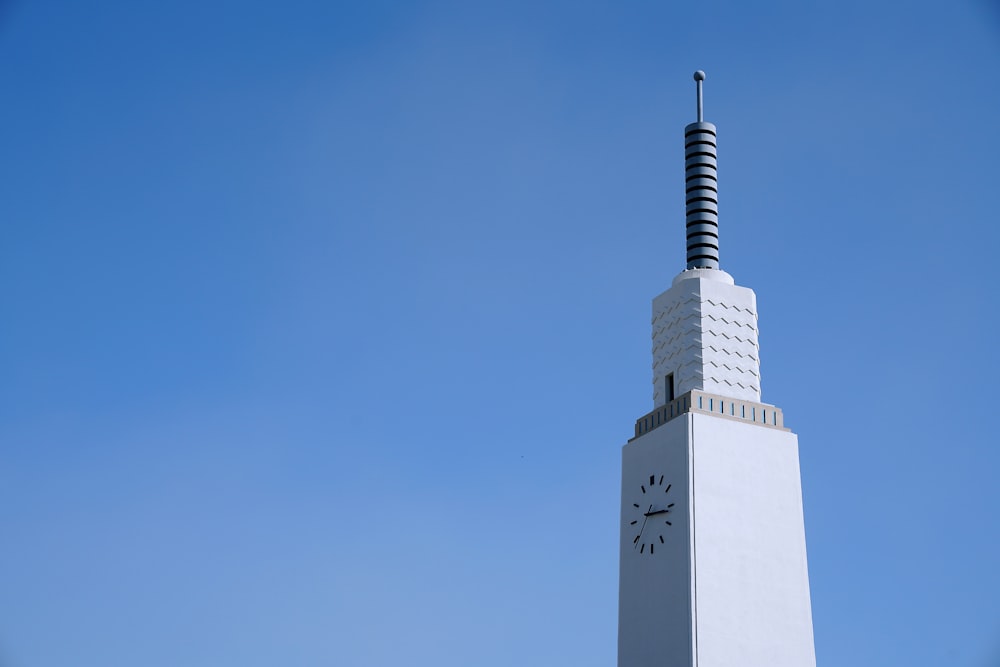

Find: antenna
<box><xmin>695</xmin><ymin>69</ymin><xmax>704</xmax><ymax>121</ymax></box>
<box><xmin>684</xmin><ymin>70</ymin><xmax>719</xmax><ymax>270</ymax></box>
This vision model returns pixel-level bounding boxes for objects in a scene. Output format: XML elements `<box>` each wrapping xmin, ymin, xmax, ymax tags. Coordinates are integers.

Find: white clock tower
<box><xmin>617</xmin><ymin>72</ymin><xmax>816</xmax><ymax>667</ymax></box>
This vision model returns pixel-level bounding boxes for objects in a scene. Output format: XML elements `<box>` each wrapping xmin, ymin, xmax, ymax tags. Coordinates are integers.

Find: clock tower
<box><xmin>617</xmin><ymin>72</ymin><xmax>816</xmax><ymax>667</ymax></box>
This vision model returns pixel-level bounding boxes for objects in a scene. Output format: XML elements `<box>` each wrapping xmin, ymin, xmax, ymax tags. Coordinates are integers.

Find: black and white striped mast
<box><xmin>684</xmin><ymin>71</ymin><xmax>720</xmax><ymax>270</ymax></box>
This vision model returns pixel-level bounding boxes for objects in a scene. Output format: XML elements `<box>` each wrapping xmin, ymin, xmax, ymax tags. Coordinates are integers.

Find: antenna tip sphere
<box><xmin>693</xmin><ymin>70</ymin><xmax>706</xmax><ymax>82</ymax></box>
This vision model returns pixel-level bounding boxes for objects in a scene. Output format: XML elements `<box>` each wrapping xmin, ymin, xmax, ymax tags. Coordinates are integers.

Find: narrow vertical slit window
<box><xmin>666</xmin><ymin>373</ymin><xmax>675</xmax><ymax>402</ymax></box>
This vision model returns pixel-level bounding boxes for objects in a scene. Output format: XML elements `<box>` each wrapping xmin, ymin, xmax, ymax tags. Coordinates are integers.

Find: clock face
<box><xmin>628</xmin><ymin>474</ymin><xmax>676</xmax><ymax>555</ymax></box>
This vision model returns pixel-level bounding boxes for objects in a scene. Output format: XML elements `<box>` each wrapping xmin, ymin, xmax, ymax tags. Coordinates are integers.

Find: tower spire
<box><xmin>684</xmin><ymin>70</ymin><xmax>720</xmax><ymax>270</ymax></box>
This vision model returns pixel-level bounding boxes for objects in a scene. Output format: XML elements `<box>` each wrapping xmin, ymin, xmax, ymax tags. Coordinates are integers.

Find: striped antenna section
<box><xmin>684</xmin><ymin>71</ymin><xmax>719</xmax><ymax>270</ymax></box>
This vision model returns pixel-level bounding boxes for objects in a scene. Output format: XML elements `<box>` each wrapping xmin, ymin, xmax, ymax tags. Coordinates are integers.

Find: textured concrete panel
<box><xmin>652</xmin><ymin>269</ymin><xmax>761</xmax><ymax>406</ymax></box>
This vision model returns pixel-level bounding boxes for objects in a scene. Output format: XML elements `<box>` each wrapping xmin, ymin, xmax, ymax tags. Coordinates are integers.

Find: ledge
<box><xmin>630</xmin><ymin>389</ymin><xmax>787</xmax><ymax>441</ymax></box>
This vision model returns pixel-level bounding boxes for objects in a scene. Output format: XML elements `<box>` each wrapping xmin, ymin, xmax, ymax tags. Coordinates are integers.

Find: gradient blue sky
<box><xmin>2</xmin><ymin>1</ymin><xmax>999</xmax><ymax>666</ymax></box>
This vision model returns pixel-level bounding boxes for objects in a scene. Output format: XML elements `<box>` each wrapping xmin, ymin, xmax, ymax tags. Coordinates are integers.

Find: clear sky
<box><xmin>1</xmin><ymin>1</ymin><xmax>999</xmax><ymax>665</ymax></box>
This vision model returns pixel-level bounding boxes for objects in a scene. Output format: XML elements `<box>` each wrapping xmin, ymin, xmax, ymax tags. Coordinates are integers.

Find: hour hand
<box><xmin>643</xmin><ymin>508</ymin><xmax>670</xmax><ymax>516</ymax></box>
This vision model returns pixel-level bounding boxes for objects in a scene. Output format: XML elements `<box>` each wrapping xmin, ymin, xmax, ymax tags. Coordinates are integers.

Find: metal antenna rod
<box><xmin>694</xmin><ymin>70</ymin><xmax>705</xmax><ymax>122</ymax></box>
<box><xmin>684</xmin><ymin>70</ymin><xmax>719</xmax><ymax>270</ymax></box>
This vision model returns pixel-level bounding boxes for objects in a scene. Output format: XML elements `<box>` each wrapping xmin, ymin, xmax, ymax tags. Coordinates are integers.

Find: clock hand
<box><xmin>634</xmin><ymin>504</ymin><xmax>652</xmax><ymax>549</ymax></box>
<box><xmin>643</xmin><ymin>508</ymin><xmax>671</xmax><ymax>517</ymax></box>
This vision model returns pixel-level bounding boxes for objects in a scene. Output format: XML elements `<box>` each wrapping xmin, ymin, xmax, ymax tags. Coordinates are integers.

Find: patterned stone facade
<box><xmin>651</xmin><ymin>268</ymin><xmax>761</xmax><ymax>406</ymax></box>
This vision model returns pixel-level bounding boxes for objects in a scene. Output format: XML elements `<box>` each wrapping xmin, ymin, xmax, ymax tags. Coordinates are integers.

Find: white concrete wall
<box><xmin>690</xmin><ymin>413</ymin><xmax>815</xmax><ymax>667</ymax></box>
<box><xmin>618</xmin><ymin>416</ymin><xmax>694</xmax><ymax>667</ymax></box>
<box><xmin>618</xmin><ymin>412</ymin><xmax>815</xmax><ymax>667</ymax></box>
<box><xmin>652</xmin><ymin>269</ymin><xmax>761</xmax><ymax>407</ymax></box>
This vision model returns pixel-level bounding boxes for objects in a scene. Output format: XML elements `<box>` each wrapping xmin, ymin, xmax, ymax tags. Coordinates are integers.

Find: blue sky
<box><xmin>1</xmin><ymin>1</ymin><xmax>999</xmax><ymax>665</ymax></box>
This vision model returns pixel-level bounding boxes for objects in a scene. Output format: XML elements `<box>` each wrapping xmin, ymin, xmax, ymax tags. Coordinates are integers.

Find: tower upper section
<box><xmin>652</xmin><ymin>269</ymin><xmax>761</xmax><ymax>406</ymax></box>
<box><xmin>651</xmin><ymin>72</ymin><xmax>762</xmax><ymax>407</ymax></box>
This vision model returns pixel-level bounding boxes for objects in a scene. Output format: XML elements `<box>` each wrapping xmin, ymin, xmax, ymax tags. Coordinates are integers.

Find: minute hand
<box><xmin>644</xmin><ymin>508</ymin><xmax>671</xmax><ymax>517</ymax></box>
<box><xmin>634</xmin><ymin>504</ymin><xmax>653</xmax><ymax>549</ymax></box>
